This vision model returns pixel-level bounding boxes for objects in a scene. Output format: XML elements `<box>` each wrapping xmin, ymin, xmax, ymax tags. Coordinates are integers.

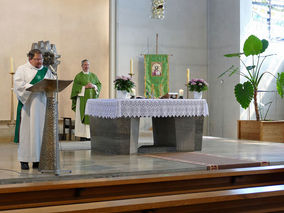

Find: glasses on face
<box><xmin>33</xmin><ymin>58</ymin><xmax>43</xmax><ymax>61</ymax></box>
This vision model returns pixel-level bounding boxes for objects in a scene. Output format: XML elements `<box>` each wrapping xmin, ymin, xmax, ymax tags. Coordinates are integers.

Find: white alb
<box><xmin>14</xmin><ymin>62</ymin><xmax>55</xmax><ymax>162</ymax></box>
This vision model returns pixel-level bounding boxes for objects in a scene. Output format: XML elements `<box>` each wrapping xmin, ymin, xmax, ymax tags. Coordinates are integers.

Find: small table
<box><xmin>85</xmin><ymin>99</ymin><xmax>209</xmax><ymax>154</ymax></box>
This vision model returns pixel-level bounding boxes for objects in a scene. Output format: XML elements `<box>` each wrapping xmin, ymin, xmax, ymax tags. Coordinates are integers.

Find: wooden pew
<box><xmin>3</xmin><ymin>184</ymin><xmax>284</xmax><ymax>212</ymax></box>
<box><xmin>1</xmin><ymin>165</ymin><xmax>284</xmax><ymax>210</ymax></box>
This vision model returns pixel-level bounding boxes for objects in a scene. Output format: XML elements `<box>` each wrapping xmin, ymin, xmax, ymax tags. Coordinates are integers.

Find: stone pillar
<box><xmin>151</xmin><ymin>117</ymin><xmax>204</xmax><ymax>152</ymax></box>
<box><xmin>90</xmin><ymin>116</ymin><xmax>140</xmax><ymax>154</ymax></box>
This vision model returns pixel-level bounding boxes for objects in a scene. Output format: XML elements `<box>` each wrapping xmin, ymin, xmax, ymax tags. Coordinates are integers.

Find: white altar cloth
<box><xmin>85</xmin><ymin>99</ymin><xmax>209</xmax><ymax>119</ymax></box>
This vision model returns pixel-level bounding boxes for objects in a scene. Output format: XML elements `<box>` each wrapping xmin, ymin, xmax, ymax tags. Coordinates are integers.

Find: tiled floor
<box><xmin>0</xmin><ymin>133</ymin><xmax>284</xmax><ymax>185</ymax></box>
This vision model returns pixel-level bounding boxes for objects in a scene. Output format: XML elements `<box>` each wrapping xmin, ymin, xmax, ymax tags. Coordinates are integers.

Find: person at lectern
<box><xmin>71</xmin><ymin>59</ymin><xmax>101</xmax><ymax>140</ymax></box>
<box><xmin>14</xmin><ymin>49</ymin><xmax>55</xmax><ymax>170</ymax></box>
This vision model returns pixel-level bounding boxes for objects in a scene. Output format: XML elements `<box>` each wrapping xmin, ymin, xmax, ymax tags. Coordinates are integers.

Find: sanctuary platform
<box><xmin>0</xmin><ymin>132</ymin><xmax>284</xmax><ymax>185</ymax></box>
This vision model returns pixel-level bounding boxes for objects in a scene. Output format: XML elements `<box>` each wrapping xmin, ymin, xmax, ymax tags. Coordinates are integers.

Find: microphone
<box><xmin>49</xmin><ymin>65</ymin><xmax>57</xmax><ymax>76</ymax></box>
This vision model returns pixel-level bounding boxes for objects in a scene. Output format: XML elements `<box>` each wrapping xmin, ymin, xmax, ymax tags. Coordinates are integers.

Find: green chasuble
<box><xmin>14</xmin><ymin>67</ymin><xmax>48</xmax><ymax>143</ymax></box>
<box><xmin>70</xmin><ymin>72</ymin><xmax>101</xmax><ymax>125</ymax></box>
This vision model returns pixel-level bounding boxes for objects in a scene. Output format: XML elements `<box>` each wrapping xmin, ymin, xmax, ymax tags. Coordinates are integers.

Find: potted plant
<box><xmin>114</xmin><ymin>75</ymin><xmax>135</xmax><ymax>99</ymax></box>
<box><xmin>220</xmin><ymin>34</ymin><xmax>284</xmax><ymax>142</ymax></box>
<box><xmin>187</xmin><ymin>78</ymin><xmax>208</xmax><ymax>99</ymax></box>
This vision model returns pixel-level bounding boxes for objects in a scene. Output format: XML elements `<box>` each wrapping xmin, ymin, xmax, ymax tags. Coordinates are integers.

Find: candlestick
<box><xmin>185</xmin><ymin>68</ymin><xmax>190</xmax><ymax>99</ymax></box>
<box><xmin>10</xmin><ymin>57</ymin><xmax>14</xmax><ymax>74</ymax></box>
<box><xmin>9</xmin><ymin>70</ymin><xmax>16</xmax><ymax>125</ymax></box>
<box><xmin>130</xmin><ymin>59</ymin><xmax>133</xmax><ymax>75</ymax></box>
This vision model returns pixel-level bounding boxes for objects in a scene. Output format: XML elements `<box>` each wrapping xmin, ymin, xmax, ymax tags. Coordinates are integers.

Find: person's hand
<box><xmin>85</xmin><ymin>83</ymin><xmax>93</xmax><ymax>89</ymax></box>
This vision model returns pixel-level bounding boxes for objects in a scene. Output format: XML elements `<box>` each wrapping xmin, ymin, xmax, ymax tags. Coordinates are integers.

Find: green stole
<box><xmin>14</xmin><ymin>67</ymin><xmax>48</xmax><ymax>143</ymax></box>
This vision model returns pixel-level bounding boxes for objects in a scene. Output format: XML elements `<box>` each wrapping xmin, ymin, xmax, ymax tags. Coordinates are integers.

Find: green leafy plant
<box><xmin>219</xmin><ymin>35</ymin><xmax>284</xmax><ymax>121</ymax></box>
<box><xmin>114</xmin><ymin>75</ymin><xmax>135</xmax><ymax>92</ymax></box>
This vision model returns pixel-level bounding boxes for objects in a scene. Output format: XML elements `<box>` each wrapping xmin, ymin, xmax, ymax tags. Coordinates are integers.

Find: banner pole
<box><xmin>156</xmin><ymin>33</ymin><xmax>158</xmax><ymax>54</ymax></box>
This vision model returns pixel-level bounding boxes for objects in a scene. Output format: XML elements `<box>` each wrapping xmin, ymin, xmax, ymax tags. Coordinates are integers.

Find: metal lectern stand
<box><xmin>27</xmin><ymin>79</ymin><xmax>72</xmax><ymax>175</ymax></box>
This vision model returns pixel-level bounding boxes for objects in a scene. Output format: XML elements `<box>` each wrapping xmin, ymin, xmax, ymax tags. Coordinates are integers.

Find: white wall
<box><xmin>0</xmin><ymin>0</ymin><xmax>109</xmax><ymax>121</ymax></box>
<box><xmin>207</xmin><ymin>0</ymin><xmax>240</xmax><ymax>138</ymax></box>
<box><xmin>116</xmin><ymin>0</ymin><xmax>208</xmax><ymax>132</ymax></box>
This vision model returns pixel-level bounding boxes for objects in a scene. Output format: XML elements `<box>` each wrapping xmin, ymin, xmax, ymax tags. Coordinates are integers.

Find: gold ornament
<box><xmin>151</xmin><ymin>0</ymin><xmax>165</xmax><ymax>20</ymax></box>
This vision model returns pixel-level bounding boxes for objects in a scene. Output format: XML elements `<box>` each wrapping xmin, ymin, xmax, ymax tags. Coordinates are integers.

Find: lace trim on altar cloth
<box><xmin>85</xmin><ymin>99</ymin><xmax>209</xmax><ymax>119</ymax></box>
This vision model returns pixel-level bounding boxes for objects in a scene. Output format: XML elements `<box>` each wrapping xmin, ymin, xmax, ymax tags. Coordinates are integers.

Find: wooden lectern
<box><xmin>27</xmin><ymin>79</ymin><xmax>72</xmax><ymax>174</ymax></box>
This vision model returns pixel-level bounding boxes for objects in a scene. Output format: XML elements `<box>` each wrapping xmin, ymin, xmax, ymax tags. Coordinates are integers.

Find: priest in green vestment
<box><xmin>71</xmin><ymin>59</ymin><xmax>101</xmax><ymax>140</ymax></box>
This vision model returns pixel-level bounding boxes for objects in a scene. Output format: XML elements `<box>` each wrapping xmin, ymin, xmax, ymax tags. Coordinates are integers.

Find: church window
<box><xmin>252</xmin><ymin>0</ymin><xmax>284</xmax><ymax>41</ymax></box>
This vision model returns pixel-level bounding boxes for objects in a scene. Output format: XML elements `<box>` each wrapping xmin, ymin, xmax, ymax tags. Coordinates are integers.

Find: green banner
<box><xmin>144</xmin><ymin>54</ymin><xmax>169</xmax><ymax>98</ymax></box>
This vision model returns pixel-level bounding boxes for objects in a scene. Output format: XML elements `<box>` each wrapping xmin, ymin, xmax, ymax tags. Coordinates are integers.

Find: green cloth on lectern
<box><xmin>14</xmin><ymin>67</ymin><xmax>48</xmax><ymax>143</ymax></box>
<box><xmin>71</xmin><ymin>72</ymin><xmax>101</xmax><ymax>124</ymax></box>
<box><xmin>144</xmin><ymin>54</ymin><xmax>169</xmax><ymax>98</ymax></box>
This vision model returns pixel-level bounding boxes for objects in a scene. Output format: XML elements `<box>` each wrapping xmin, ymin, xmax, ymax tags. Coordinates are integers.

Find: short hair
<box><xmin>81</xmin><ymin>59</ymin><xmax>89</xmax><ymax>66</ymax></box>
<box><xmin>27</xmin><ymin>49</ymin><xmax>42</xmax><ymax>60</ymax></box>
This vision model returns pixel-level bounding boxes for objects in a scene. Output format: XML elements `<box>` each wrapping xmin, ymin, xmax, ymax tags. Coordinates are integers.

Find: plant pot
<box><xmin>238</xmin><ymin>120</ymin><xmax>284</xmax><ymax>142</ymax></box>
<box><xmin>116</xmin><ymin>90</ymin><xmax>130</xmax><ymax>99</ymax></box>
<box><xmin>193</xmin><ymin>91</ymin><xmax>202</xmax><ymax>99</ymax></box>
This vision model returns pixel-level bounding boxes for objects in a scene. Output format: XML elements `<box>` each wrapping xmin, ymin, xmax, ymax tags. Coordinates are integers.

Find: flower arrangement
<box><xmin>187</xmin><ymin>79</ymin><xmax>208</xmax><ymax>92</ymax></box>
<box><xmin>114</xmin><ymin>75</ymin><xmax>135</xmax><ymax>92</ymax></box>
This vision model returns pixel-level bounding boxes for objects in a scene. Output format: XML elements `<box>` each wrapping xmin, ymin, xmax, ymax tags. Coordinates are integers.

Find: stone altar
<box><xmin>86</xmin><ymin>99</ymin><xmax>208</xmax><ymax>155</ymax></box>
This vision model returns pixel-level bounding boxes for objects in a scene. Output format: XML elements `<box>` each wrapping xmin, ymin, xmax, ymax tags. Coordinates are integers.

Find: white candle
<box><xmin>179</xmin><ymin>89</ymin><xmax>184</xmax><ymax>97</ymax></box>
<box><xmin>10</xmin><ymin>57</ymin><xmax>14</xmax><ymax>74</ymax></box>
<box><xmin>187</xmin><ymin>68</ymin><xmax>190</xmax><ymax>83</ymax></box>
<box><xmin>130</xmin><ymin>59</ymin><xmax>133</xmax><ymax>75</ymax></box>
<box><xmin>131</xmin><ymin>88</ymin><xmax>136</xmax><ymax>96</ymax></box>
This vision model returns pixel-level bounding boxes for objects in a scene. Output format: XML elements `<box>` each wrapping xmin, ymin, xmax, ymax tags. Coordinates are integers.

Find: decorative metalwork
<box><xmin>38</xmin><ymin>95</ymin><xmax>59</xmax><ymax>172</ymax></box>
<box><xmin>31</xmin><ymin>41</ymin><xmax>61</xmax><ymax>73</ymax></box>
<box><xmin>151</xmin><ymin>0</ymin><xmax>165</xmax><ymax>20</ymax></box>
